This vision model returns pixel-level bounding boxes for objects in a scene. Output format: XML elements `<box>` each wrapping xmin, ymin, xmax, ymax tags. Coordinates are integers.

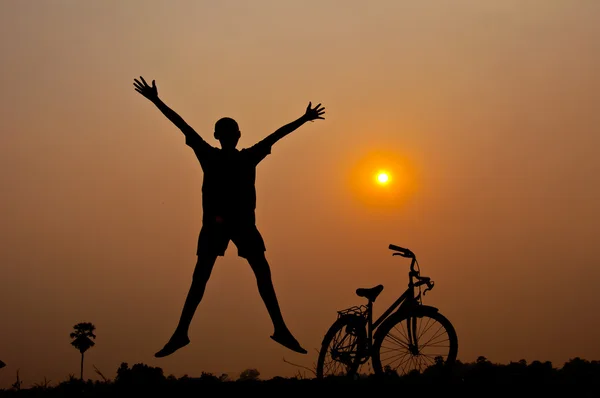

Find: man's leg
<box><xmin>155</xmin><ymin>251</ymin><xmax>219</xmax><ymax>358</ymax></box>
<box><xmin>246</xmin><ymin>251</ymin><xmax>307</xmax><ymax>354</ymax></box>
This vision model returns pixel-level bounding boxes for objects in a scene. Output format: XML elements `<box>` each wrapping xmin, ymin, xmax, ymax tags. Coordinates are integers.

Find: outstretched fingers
<box><xmin>314</xmin><ymin>103</ymin><xmax>326</xmax><ymax>120</ymax></box>
<box><xmin>133</xmin><ymin>77</ymin><xmax>148</xmax><ymax>91</ymax></box>
<box><xmin>133</xmin><ymin>76</ymin><xmax>158</xmax><ymax>99</ymax></box>
<box><xmin>305</xmin><ymin>101</ymin><xmax>325</xmax><ymax>121</ymax></box>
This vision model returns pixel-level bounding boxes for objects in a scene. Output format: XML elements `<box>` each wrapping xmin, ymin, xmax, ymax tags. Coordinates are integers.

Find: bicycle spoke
<box><xmin>416</xmin><ymin>316</ymin><xmax>438</xmax><ymax>342</ymax></box>
<box><xmin>392</xmin><ymin>322</ymin><xmax>409</xmax><ymax>341</ymax></box>
<box><xmin>324</xmin><ymin>359</ymin><xmax>343</xmax><ymax>375</ymax></box>
<box><xmin>385</xmin><ymin>324</ymin><xmax>410</xmax><ymax>347</ymax></box>
<box><xmin>414</xmin><ymin>354</ymin><xmax>429</xmax><ymax>372</ymax></box>
<box><xmin>381</xmin><ymin>354</ymin><xmax>408</xmax><ymax>374</ymax></box>
<box><xmin>379</xmin><ymin>331</ymin><xmax>412</xmax><ymax>375</ymax></box>
<box><xmin>324</xmin><ymin>352</ymin><xmax>346</xmax><ymax>376</ymax></box>
<box><xmin>381</xmin><ymin>329</ymin><xmax>411</xmax><ymax>352</ymax></box>
<box><xmin>382</xmin><ymin>334</ymin><xmax>410</xmax><ymax>350</ymax></box>
<box><xmin>380</xmin><ymin>349</ymin><xmax>411</xmax><ymax>370</ymax></box>
<box><xmin>427</xmin><ymin>326</ymin><xmax>450</xmax><ymax>346</ymax></box>
<box><xmin>417</xmin><ymin>323</ymin><xmax>451</xmax><ymax>352</ymax></box>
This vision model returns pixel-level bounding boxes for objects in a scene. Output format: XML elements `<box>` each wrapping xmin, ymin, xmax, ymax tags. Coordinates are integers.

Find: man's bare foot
<box><xmin>270</xmin><ymin>330</ymin><xmax>307</xmax><ymax>354</ymax></box>
<box><xmin>154</xmin><ymin>334</ymin><xmax>190</xmax><ymax>358</ymax></box>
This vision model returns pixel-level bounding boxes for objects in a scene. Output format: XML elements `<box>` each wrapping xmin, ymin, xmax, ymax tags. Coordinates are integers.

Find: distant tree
<box><xmin>238</xmin><ymin>368</ymin><xmax>260</xmax><ymax>382</ymax></box>
<box><xmin>561</xmin><ymin>357</ymin><xmax>596</xmax><ymax>383</ymax></box>
<box><xmin>198</xmin><ymin>371</ymin><xmax>220</xmax><ymax>384</ymax></box>
<box><xmin>115</xmin><ymin>362</ymin><xmax>129</xmax><ymax>383</ymax></box>
<box><xmin>0</xmin><ymin>359</ymin><xmax>5</xmax><ymax>369</ymax></box>
<box><xmin>70</xmin><ymin>322</ymin><xmax>96</xmax><ymax>381</ymax></box>
<box><xmin>115</xmin><ymin>362</ymin><xmax>165</xmax><ymax>387</ymax></box>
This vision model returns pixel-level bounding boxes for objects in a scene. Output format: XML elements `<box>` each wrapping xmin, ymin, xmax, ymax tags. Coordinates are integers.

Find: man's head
<box><xmin>214</xmin><ymin>117</ymin><xmax>240</xmax><ymax>150</ymax></box>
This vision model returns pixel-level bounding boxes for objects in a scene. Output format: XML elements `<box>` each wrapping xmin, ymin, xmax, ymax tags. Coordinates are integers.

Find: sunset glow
<box><xmin>347</xmin><ymin>150</ymin><xmax>419</xmax><ymax>210</ymax></box>
<box><xmin>376</xmin><ymin>171</ymin><xmax>390</xmax><ymax>185</ymax></box>
<box><xmin>1</xmin><ymin>0</ymin><xmax>598</xmax><ymax>389</ymax></box>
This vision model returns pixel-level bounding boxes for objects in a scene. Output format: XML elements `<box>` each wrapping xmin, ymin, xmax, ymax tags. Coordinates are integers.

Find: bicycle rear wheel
<box><xmin>372</xmin><ymin>306</ymin><xmax>458</xmax><ymax>377</ymax></box>
<box><xmin>316</xmin><ymin>315</ymin><xmax>367</xmax><ymax>380</ymax></box>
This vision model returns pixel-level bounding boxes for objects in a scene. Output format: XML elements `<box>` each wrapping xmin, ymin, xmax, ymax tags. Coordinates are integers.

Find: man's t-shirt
<box><xmin>186</xmin><ymin>133</ymin><xmax>272</xmax><ymax>225</ymax></box>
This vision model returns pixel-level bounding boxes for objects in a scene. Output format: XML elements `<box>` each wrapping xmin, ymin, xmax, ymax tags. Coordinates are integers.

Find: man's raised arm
<box><xmin>133</xmin><ymin>76</ymin><xmax>203</xmax><ymax>141</ymax></box>
<box><xmin>261</xmin><ymin>102</ymin><xmax>326</xmax><ymax>147</ymax></box>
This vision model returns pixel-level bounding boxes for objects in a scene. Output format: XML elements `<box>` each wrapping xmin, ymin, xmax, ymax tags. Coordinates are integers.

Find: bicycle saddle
<box><xmin>355</xmin><ymin>284</ymin><xmax>384</xmax><ymax>302</ymax></box>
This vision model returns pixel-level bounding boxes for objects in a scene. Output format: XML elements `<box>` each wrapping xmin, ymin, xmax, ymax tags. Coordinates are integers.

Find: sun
<box><xmin>376</xmin><ymin>171</ymin><xmax>390</xmax><ymax>185</ymax></box>
<box><xmin>347</xmin><ymin>149</ymin><xmax>419</xmax><ymax>210</ymax></box>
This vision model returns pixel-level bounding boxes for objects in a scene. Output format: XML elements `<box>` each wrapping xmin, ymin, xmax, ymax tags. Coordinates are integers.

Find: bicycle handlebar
<box><xmin>389</xmin><ymin>244</ymin><xmax>414</xmax><ymax>258</ymax></box>
<box><xmin>390</xmin><ymin>243</ymin><xmax>435</xmax><ymax>295</ymax></box>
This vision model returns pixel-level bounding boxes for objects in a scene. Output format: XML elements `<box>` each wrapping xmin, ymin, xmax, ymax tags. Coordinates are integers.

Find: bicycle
<box><xmin>316</xmin><ymin>244</ymin><xmax>458</xmax><ymax>379</ymax></box>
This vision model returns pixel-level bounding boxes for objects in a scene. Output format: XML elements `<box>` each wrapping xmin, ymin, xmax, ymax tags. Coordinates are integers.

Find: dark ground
<box><xmin>1</xmin><ymin>357</ymin><xmax>599</xmax><ymax>397</ymax></box>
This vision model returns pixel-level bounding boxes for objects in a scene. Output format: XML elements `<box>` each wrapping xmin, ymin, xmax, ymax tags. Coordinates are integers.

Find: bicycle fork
<box><xmin>406</xmin><ymin>316</ymin><xmax>420</xmax><ymax>355</ymax></box>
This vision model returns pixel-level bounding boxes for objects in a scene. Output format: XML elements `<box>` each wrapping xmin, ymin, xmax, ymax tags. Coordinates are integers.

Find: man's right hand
<box><xmin>133</xmin><ymin>76</ymin><xmax>158</xmax><ymax>101</ymax></box>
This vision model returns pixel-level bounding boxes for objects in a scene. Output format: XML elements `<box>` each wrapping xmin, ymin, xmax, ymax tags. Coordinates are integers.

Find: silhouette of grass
<box><xmin>1</xmin><ymin>357</ymin><xmax>599</xmax><ymax>396</ymax></box>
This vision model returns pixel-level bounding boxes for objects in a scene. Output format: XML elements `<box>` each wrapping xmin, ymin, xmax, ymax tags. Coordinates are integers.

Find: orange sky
<box><xmin>1</xmin><ymin>0</ymin><xmax>599</xmax><ymax>388</ymax></box>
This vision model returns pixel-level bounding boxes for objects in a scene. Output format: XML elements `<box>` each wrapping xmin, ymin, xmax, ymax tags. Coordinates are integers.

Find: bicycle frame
<box><xmin>366</xmin><ymin>289</ymin><xmax>413</xmax><ymax>348</ymax></box>
<box><xmin>361</xmin><ymin>253</ymin><xmax>433</xmax><ymax>354</ymax></box>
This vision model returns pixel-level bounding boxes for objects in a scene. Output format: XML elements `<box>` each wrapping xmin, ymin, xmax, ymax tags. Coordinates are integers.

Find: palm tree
<box><xmin>70</xmin><ymin>322</ymin><xmax>96</xmax><ymax>380</ymax></box>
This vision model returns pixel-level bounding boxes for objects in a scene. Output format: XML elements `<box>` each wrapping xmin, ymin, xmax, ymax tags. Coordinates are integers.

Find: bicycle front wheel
<box><xmin>316</xmin><ymin>315</ymin><xmax>367</xmax><ymax>380</ymax></box>
<box><xmin>372</xmin><ymin>306</ymin><xmax>458</xmax><ymax>377</ymax></box>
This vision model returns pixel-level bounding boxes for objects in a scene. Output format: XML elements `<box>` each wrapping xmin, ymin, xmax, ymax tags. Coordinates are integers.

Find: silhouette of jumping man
<box><xmin>133</xmin><ymin>76</ymin><xmax>325</xmax><ymax>357</ymax></box>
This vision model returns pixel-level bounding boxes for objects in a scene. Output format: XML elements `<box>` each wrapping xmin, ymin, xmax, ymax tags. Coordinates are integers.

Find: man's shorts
<box><xmin>197</xmin><ymin>221</ymin><xmax>266</xmax><ymax>259</ymax></box>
